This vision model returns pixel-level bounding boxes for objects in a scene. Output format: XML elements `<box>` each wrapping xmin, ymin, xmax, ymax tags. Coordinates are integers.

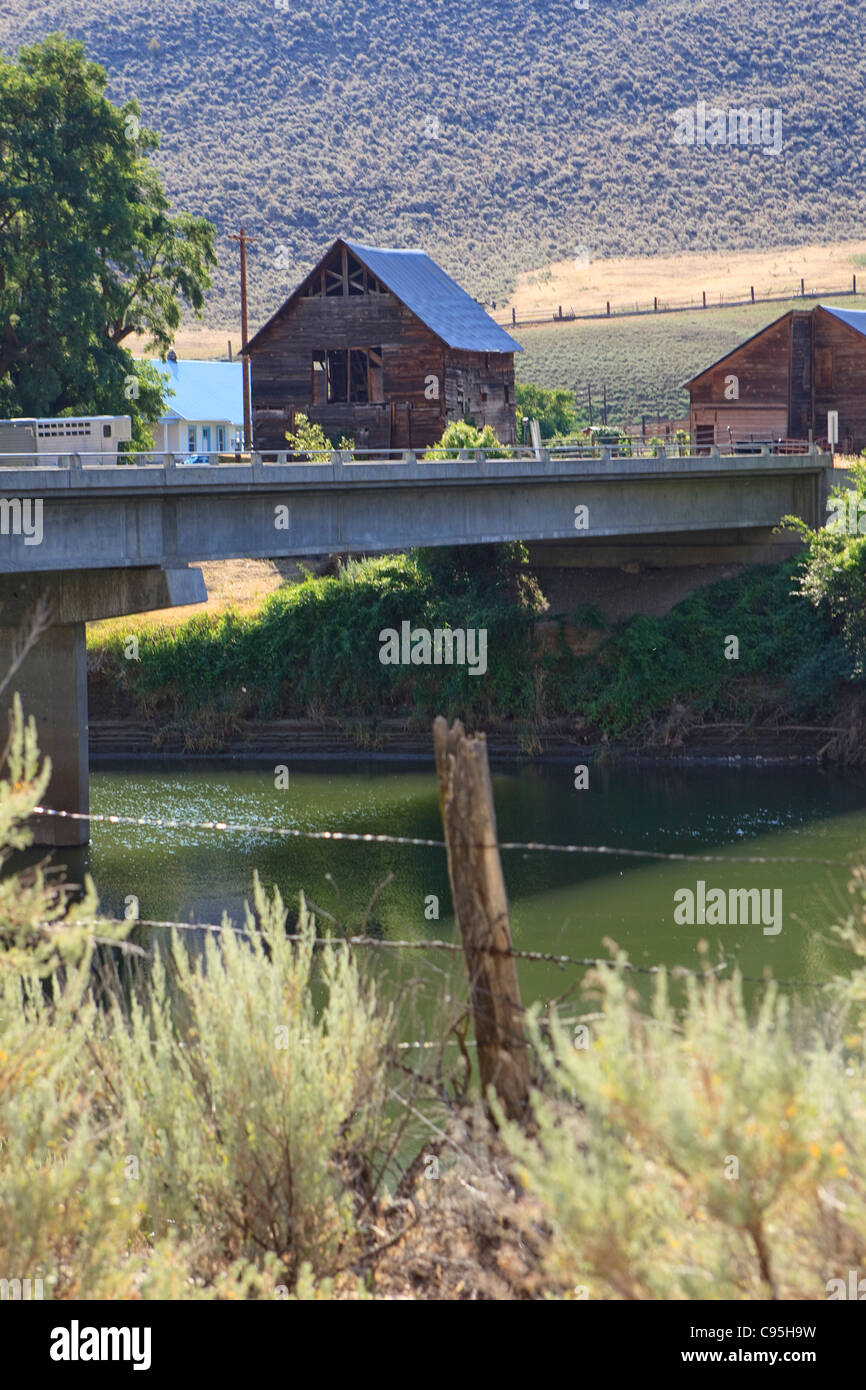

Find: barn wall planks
<box><xmin>246</xmin><ymin>244</ymin><xmax>517</xmax><ymax>450</ymax></box>
<box><xmin>812</xmin><ymin>307</ymin><xmax>866</xmax><ymax>450</ymax></box>
<box><xmin>687</xmin><ymin>306</ymin><xmax>866</xmax><ymax>450</ymax></box>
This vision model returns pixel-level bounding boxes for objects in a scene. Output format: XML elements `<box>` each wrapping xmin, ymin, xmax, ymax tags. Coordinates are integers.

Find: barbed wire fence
<box><xmin>29</xmin><ymin>712</ymin><xmax>856</xmax><ymax>1124</ymax></box>
<box><xmin>32</xmin><ymin>794</ymin><xmax>850</xmax><ymax>1006</ymax></box>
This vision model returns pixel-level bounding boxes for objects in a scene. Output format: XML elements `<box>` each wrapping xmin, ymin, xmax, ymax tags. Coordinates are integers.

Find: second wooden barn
<box><xmin>684</xmin><ymin>304</ymin><xmax>866</xmax><ymax>452</ymax></box>
<box><xmin>244</xmin><ymin>238</ymin><xmax>522</xmax><ymax>452</ymax></box>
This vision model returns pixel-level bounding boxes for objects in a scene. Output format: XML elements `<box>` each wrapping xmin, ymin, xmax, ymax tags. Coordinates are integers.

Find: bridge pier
<box><xmin>0</xmin><ymin>566</ymin><xmax>207</xmax><ymax>847</ymax></box>
<box><xmin>0</xmin><ymin>621</ymin><xmax>89</xmax><ymax>846</ymax></box>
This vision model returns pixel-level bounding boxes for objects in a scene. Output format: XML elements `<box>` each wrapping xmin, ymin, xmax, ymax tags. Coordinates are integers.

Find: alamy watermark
<box><xmin>0</xmin><ymin>1276</ymin><xmax>43</xmax><ymax>1300</ymax></box>
<box><xmin>379</xmin><ymin>621</ymin><xmax>487</xmax><ymax>676</ymax></box>
<box><xmin>50</xmin><ymin>1321</ymin><xmax>152</xmax><ymax>1371</ymax></box>
<box><xmin>0</xmin><ymin>497</ymin><xmax>43</xmax><ymax>545</ymax></box>
<box><xmin>674</xmin><ymin>880</ymin><xmax>782</xmax><ymax>936</ymax></box>
<box><xmin>826</xmin><ymin>1269</ymin><xmax>866</xmax><ymax>1299</ymax></box>
<box><xmin>827</xmin><ymin>493</ymin><xmax>866</xmax><ymax>534</ymax></box>
<box><xmin>673</xmin><ymin>101</ymin><xmax>782</xmax><ymax>157</ymax></box>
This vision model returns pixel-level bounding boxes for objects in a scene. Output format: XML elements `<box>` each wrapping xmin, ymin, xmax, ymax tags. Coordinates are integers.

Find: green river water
<box><xmin>54</xmin><ymin>757</ymin><xmax>866</xmax><ymax>1022</ymax></box>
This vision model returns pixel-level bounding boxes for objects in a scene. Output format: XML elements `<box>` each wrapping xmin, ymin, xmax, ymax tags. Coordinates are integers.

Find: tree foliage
<box><xmin>786</xmin><ymin>463</ymin><xmax>866</xmax><ymax>678</ymax></box>
<box><xmin>0</xmin><ymin>34</ymin><xmax>216</xmax><ymax>438</ymax></box>
<box><xmin>285</xmin><ymin>412</ymin><xmax>354</xmax><ymax>458</ymax></box>
<box><xmin>423</xmin><ymin>420</ymin><xmax>512</xmax><ymax>458</ymax></box>
<box><xmin>514</xmin><ymin>382</ymin><xmax>580</xmax><ymax>439</ymax></box>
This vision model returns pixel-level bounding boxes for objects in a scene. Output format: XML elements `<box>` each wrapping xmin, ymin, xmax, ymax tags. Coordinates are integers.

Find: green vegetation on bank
<box><xmin>89</xmin><ymin>536</ymin><xmax>861</xmax><ymax>753</ymax></box>
<box><xmin>90</xmin><ymin>547</ymin><xmax>543</xmax><ymax>746</ymax></box>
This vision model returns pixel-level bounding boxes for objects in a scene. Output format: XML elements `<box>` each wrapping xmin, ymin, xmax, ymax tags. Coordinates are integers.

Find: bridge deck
<box><xmin>0</xmin><ymin>448</ymin><xmax>833</xmax><ymax>574</ymax></box>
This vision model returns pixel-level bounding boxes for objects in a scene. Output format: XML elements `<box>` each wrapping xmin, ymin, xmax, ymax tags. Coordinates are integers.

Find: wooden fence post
<box><xmin>433</xmin><ymin>717</ymin><xmax>531</xmax><ymax>1124</ymax></box>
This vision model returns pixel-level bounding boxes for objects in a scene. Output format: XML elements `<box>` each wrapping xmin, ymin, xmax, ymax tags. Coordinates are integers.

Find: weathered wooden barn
<box><xmin>243</xmin><ymin>238</ymin><xmax>522</xmax><ymax>451</ymax></box>
<box><xmin>684</xmin><ymin>305</ymin><xmax>866</xmax><ymax>452</ymax></box>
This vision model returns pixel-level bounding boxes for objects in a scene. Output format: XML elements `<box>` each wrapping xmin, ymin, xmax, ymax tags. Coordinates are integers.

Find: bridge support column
<box><xmin>0</xmin><ymin>565</ymin><xmax>207</xmax><ymax>848</ymax></box>
<box><xmin>0</xmin><ymin>621</ymin><xmax>89</xmax><ymax>846</ymax></box>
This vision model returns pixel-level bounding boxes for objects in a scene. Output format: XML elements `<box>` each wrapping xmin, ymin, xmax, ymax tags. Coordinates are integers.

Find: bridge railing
<box><xmin>0</xmin><ymin>440</ymin><xmax>827</xmax><ymax>471</ymax></box>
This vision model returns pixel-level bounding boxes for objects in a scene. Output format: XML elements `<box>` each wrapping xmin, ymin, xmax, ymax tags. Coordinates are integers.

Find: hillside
<box><xmin>2</xmin><ymin>0</ymin><xmax>864</xmax><ymax>334</ymax></box>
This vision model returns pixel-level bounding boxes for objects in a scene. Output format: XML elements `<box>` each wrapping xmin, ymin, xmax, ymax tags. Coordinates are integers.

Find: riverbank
<box><xmin>88</xmin><ymin>715</ymin><xmax>840</xmax><ymax>764</ymax></box>
<box><xmin>86</xmin><ymin>541</ymin><xmax>866</xmax><ymax>766</ymax></box>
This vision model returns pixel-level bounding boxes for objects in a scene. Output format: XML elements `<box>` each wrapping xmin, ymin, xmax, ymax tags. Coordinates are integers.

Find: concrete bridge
<box><xmin>0</xmin><ymin>445</ymin><xmax>834</xmax><ymax>843</ymax></box>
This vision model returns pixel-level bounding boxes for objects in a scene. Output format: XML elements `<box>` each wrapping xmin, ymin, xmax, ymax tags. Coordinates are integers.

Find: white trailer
<box><xmin>0</xmin><ymin>416</ymin><xmax>133</xmax><ymax>466</ymax></box>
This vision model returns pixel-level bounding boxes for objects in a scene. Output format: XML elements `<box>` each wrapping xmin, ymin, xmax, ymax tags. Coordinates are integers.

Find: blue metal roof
<box><xmin>148</xmin><ymin>358</ymin><xmax>244</xmax><ymax>424</ymax></box>
<box><xmin>821</xmin><ymin>305</ymin><xmax>866</xmax><ymax>338</ymax></box>
<box><xmin>343</xmin><ymin>241</ymin><xmax>522</xmax><ymax>353</ymax></box>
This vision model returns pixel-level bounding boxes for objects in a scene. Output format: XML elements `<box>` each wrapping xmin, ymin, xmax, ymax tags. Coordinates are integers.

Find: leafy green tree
<box><xmin>285</xmin><ymin>412</ymin><xmax>354</xmax><ymax>459</ymax></box>
<box><xmin>423</xmin><ymin>420</ymin><xmax>512</xmax><ymax>459</ymax></box>
<box><xmin>514</xmin><ymin>383</ymin><xmax>579</xmax><ymax>440</ymax></box>
<box><xmin>0</xmin><ymin>34</ymin><xmax>216</xmax><ymax>439</ymax></box>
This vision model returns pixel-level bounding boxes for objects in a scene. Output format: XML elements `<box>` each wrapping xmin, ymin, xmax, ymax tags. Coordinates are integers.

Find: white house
<box><xmin>148</xmin><ymin>355</ymin><xmax>244</xmax><ymax>456</ymax></box>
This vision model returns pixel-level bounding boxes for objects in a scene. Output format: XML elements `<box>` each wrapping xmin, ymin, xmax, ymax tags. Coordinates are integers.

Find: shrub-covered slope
<box><xmin>2</xmin><ymin>0</ymin><xmax>862</xmax><ymax>325</ymax></box>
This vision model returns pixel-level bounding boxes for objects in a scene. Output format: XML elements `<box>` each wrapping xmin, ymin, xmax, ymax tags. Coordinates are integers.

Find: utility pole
<box><xmin>229</xmin><ymin>228</ymin><xmax>257</xmax><ymax>449</ymax></box>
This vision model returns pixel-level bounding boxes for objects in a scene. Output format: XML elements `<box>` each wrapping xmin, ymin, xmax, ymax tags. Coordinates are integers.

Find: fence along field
<box><xmin>501</xmin><ymin>240</ymin><xmax>866</xmax><ymax>324</ymax></box>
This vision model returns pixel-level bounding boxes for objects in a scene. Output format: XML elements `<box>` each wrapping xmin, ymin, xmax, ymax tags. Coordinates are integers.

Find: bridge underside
<box><xmin>527</xmin><ymin>525</ymin><xmax>803</xmax><ymax>571</ymax></box>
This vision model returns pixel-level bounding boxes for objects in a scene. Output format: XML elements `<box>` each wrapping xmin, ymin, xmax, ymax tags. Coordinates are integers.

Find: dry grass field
<box><xmin>128</xmin><ymin>325</ymin><xmax>241</xmax><ymax>362</ymax></box>
<box><xmin>503</xmin><ymin>240</ymin><xmax>866</xmax><ymax>321</ymax></box>
<box><xmin>88</xmin><ymin>558</ymin><xmax>301</xmax><ymax>639</ymax></box>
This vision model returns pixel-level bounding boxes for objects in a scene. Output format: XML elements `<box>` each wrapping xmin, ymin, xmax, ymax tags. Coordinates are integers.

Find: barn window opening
<box><xmin>312</xmin><ymin>348</ymin><xmax>383</xmax><ymax>403</ymax></box>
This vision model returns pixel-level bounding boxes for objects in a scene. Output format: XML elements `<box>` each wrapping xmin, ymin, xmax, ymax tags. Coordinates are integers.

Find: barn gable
<box><xmin>246</xmin><ymin>238</ymin><xmax>522</xmax><ymax>356</ymax></box>
<box><xmin>244</xmin><ymin>238</ymin><xmax>520</xmax><ymax>451</ymax></box>
<box><xmin>683</xmin><ymin>312</ymin><xmax>794</xmax><ymax>392</ymax></box>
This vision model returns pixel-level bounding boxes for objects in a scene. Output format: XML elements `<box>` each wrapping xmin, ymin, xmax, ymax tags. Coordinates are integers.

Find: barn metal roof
<box><xmin>820</xmin><ymin>305</ymin><xmax>866</xmax><ymax>338</ymax></box>
<box><xmin>244</xmin><ymin>238</ymin><xmax>522</xmax><ymax>354</ymax></box>
<box><xmin>343</xmin><ymin>241</ymin><xmax>522</xmax><ymax>353</ymax></box>
<box><xmin>148</xmin><ymin>358</ymin><xmax>244</xmax><ymax>425</ymax></box>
